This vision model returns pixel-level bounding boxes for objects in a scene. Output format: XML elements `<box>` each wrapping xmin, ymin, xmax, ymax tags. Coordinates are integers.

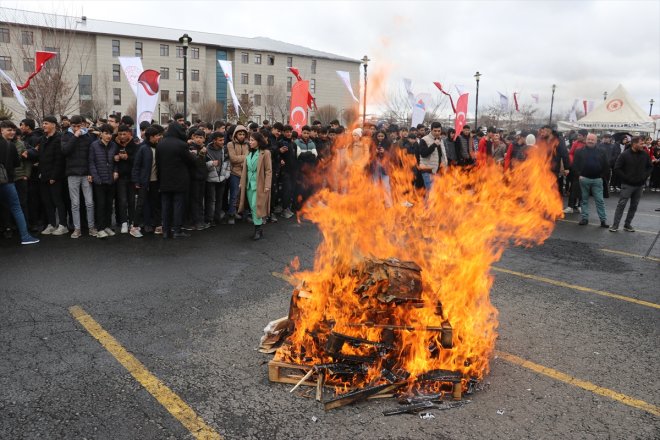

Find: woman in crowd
<box><xmin>238</xmin><ymin>131</ymin><xmax>272</xmax><ymax>240</ymax></box>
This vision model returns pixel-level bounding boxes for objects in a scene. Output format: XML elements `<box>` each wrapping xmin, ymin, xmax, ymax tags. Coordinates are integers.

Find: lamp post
<box><xmin>361</xmin><ymin>55</ymin><xmax>370</xmax><ymax>125</ymax></box>
<box><xmin>603</xmin><ymin>91</ymin><xmax>608</xmax><ymax>101</ymax></box>
<box><xmin>650</xmin><ymin>99</ymin><xmax>655</xmax><ymax>116</ymax></box>
<box><xmin>178</xmin><ymin>33</ymin><xmax>192</xmax><ymax>121</ymax></box>
<box><xmin>474</xmin><ymin>71</ymin><xmax>481</xmax><ymax>130</ymax></box>
<box><xmin>548</xmin><ymin>84</ymin><xmax>556</xmax><ymax>125</ymax></box>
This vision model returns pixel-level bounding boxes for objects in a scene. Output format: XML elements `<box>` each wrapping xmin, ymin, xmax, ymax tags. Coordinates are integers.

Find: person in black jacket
<box><xmin>131</xmin><ymin>124</ymin><xmax>164</xmax><ymax>237</ymax></box>
<box><xmin>37</xmin><ymin>116</ymin><xmax>68</xmax><ymax>236</ymax></box>
<box><xmin>156</xmin><ymin>123</ymin><xmax>196</xmax><ymax>239</ymax></box>
<box><xmin>113</xmin><ymin>124</ymin><xmax>138</xmax><ymax>234</ymax></box>
<box><xmin>188</xmin><ymin>129</ymin><xmax>210</xmax><ymax>230</ymax></box>
<box><xmin>61</xmin><ymin>115</ymin><xmax>96</xmax><ymax>238</ymax></box>
<box><xmin>609</xmin><ymin>136</ymin><xmax>653</xmax><ymax>232</ymax></box>
<box><xmin>573</xmin><ymin>133</ymin><xmax>610</xmax><ymax>227</ymax></box>
<box><xmin>89</xmin><ymin>124</ymin><xmax>118</xmax><ymax>238</ymax></box>
<box><xmin>0</xmin><ymin>137</ymin><xmax>39</xmax><ymax>244</ymax></box>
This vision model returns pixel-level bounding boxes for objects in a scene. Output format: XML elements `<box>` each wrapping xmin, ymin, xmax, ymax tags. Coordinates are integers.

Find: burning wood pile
<box><xmin>260</xmin><ymin>257</ymin><xmax>477</xmax><ymax>412</ymax></box>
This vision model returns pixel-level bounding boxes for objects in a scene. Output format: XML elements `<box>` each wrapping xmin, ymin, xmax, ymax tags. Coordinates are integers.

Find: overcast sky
<box><xmin>3</xmin><ymin>0</ymin><xmax>659</xmax><ymax>119</ymax></box>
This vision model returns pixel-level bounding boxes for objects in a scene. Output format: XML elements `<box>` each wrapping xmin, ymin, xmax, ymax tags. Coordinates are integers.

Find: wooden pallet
<box><xmin>268</xmin><ymin>360</ymin><xmax>317</xmax><ymax>387</ymax></box>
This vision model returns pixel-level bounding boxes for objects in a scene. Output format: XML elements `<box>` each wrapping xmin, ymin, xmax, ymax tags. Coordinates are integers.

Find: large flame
<box><xmin>276</xmin><ymin>127</ymin><xmax>563</xmax><ymax>391</ymax></box>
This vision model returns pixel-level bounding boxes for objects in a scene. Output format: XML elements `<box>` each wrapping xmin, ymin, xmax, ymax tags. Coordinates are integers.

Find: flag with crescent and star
<box><xmin>433</xmin><ymin>82</ymin><xmax>456</xmax><ymax>114</ymax></box>
<box><xmin>135</xmin><ymin>69</ymin><xmax>161</xmax><ymax>139</ymax></box>
<box><xmin>218</xmin><ymin>60</ymin><xmax>241</xmax><ymax>117</ymax></box>
<box><xmin>288</xmin><ymin>66</ymin><xmax>317</xmax><ymax>110</ymax></box>
<box><xmin>16</xmin><ymin>51</ymin><xmax>57</xmax><ymax>91</ymax></box>
<box><xmin>453</xmin><ymin>93</ymin><xmax>469</xmax><ymax>140</ymax></box>
<box><xmin>289</xmin><ymin>80</ymin><xmax>310</xmax><ymax>134</ymax></box>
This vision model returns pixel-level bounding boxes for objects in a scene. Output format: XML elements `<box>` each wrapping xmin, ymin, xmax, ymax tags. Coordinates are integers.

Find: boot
<box><xmin>252</xmin><ymin>225</ymin><xmax>263</xmax><ymax>241</ymax></box>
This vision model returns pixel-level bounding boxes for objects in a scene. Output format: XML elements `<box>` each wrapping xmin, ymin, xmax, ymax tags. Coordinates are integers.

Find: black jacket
<box><xmin>0</xmin><ymin>138</ymin><xmax>20</xmax><ymax>183</ymax></box>
<box><xmin>156</xmin><ymin>124</ymin><xmax>195</xmax><ymax>192</ymax></box>
<box><xmin>573</xmin><ymin>146</ymin><xmax>609</xmax><ymax>179</ymax></box>
<box><xmin>132</xmin><ymin>141</ymin><xmax>156</xmax><ymax>186</ymax></box>
<box><xmin>614</xmin><ymin>148</ymin><xmax>652</xmax><ymax>186</ymax></box>
<box><xmin>550</xmin><ymin>136</ymin><xmax>570</xmax><ymax>176</ymax></box>
<box><xmin>37</xmin><ymin>132</ymin><xmax>65</xmax><ymax>182</ymax></box>
<box><xmin>61</xmin><ymin>130</ymin><xmax>94</xmax><ymax>176</ymax></box>
<box><xmin>115</xmin><ymin>141</ymin><xmax>138</xmax><ymax>179</ymax></box>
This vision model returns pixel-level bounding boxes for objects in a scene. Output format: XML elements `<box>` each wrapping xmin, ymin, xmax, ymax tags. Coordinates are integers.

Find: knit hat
<box><xmin>43</xmin><ymin>115</ymin><xmax>58</xmax><ymax>124</ymax></box>
<box><xmin>352</xmin><ymin>127</ymin><xmax>363</xmax><ymax>137</ymax></box>
<box><xmin>525</xmin><ymin>134</ymin><xmax>536</xmax><ymax>146</ymax></box>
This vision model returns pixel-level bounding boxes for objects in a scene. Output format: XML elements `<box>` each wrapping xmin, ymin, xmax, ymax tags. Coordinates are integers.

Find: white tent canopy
<box><xmin>557</xmin><ymin>84</ymin><xmax>655</xmax><ymax>133</ymax></box>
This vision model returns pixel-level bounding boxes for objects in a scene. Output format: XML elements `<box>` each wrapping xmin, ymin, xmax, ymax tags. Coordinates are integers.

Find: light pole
<box><xmin>603</xmin><ymin>91</ymin><xmax>608</xmax><ymax>101</ymax></box>
<box><xmin>548</xmin><ymin>84</ymin><xmax>556</xmax><ymax>125</ymax></box>
<box><xmin>474</xmin><ymin>71</ymin><xmax>481</xmax><ymax>131</ymax></box>
<box><xmin>178</xmin><ymin>33</ymin><xmax>192</xmax><ymax>121</ymax></box>
<box><xmin>361</xmin><ymin>55</ymin><xmax>370</xmax><ymax>125</ymax></box>
<box><xmin>650</xmin><ymin>99</ymin><xmax>655</xmax><ymax>116</ymax></box>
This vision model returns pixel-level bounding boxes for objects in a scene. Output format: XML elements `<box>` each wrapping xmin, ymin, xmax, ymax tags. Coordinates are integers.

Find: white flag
<box><xmin>336</xmin><ymin>71</ymin><xmax>359</xmax><ymax>103</ymax></box>
<box><xmin>411</xmin><ymin>93</ymin><xmax>431</xmax><ymax>127</ymax></box>
<box><xmin>118</xmin><ymin>57</ymin><xmax>144</xmax><ymax>97</ymax></box>
<box><xmin>498</xmin><ymin>91</ymin><xmax>508</xmax><ymax>110</ymax></box>
<box><xmin>403</xmin><ymin>78</ymin><xmax>415</xmax><ymax>106</ymax></box>
<box><xmin>569</xmin><ymin>99</ymin><xmax>578</xmax><ymax>122</ymax></box>
<box><xmin>0</xmin><ymin>69</ymin><xmax>26</xmax><ymax>108</ymax></box>
<box><xmin>218</xmin><ymin>60</ymin><xmax>241</xmax><ymax>118</ymax></box>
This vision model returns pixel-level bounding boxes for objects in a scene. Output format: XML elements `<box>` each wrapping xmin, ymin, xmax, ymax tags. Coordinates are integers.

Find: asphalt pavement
<box><xmin>1</xmin><ymin>191</ymin><xmax>659</xmax><ymax>439</ymax></box>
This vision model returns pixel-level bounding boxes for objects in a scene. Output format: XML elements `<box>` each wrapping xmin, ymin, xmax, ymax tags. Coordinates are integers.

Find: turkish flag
<box><xmin>453</xmin><ymin>93</ymin><xmax>469</xmax><ymax>140</ymax></box>
<box><xmin>288</xmin><ymin>67</ymin><xmax>303</xmax><ymax>82</ymax></box>
<box><xmin>289</xmin><ymin>80</ymin><xmax>309</xmax><ymax>134</ymax></box>
<box><xmin>17</xmin><ymin>51</ymin><xmax>57</xmax><ymax>90</ymax></box>
<box><xmin>433</xmin><ymin>81</ymin><xmax>456</xmax><ymax>113</ymax></box>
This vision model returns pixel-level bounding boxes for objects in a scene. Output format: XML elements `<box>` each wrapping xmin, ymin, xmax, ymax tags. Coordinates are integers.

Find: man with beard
<box><xmin>537</xmin><ymin>125</ymin><xmax>569</xmax><ymax>198</ymax></box>
<box><xmin>573</xmin><ymin>133</ymin><xmax>609</xmax><ymax>228</ymax></box>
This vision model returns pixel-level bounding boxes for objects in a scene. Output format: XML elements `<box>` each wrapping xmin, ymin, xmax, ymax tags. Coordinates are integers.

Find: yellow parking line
<box><xmin>496</xmin><ymin>351</ymin><xmax>660</xmax><ymax>417</ymax></box>
<box><xmin>492</xmin><ymin>267</ymin><xmax>660</xmax><ymax>310</ymax></box>
<box><xmin>558</xmin><ymin>218</ymin><xmax>655</xmax><ymax>234</ymax></box>
<box><xmin>69</xmin><ymin>306</ymin><xmax>222</xmax><ymax>440</ymax></box>
<box><xmin>600</xmin><ymin>248</ymin><xmax>660</xmax><ymax>263</ymax></box>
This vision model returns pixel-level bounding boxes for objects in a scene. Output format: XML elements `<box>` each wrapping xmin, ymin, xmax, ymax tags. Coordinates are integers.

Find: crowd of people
<box><xmin>0</xmin><ymin>112</ymin><xmax>657</xmax><ymax>246</ymax></box>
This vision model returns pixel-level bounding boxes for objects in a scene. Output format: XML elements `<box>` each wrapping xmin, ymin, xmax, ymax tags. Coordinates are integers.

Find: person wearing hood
<box><xmin>238</xmin><ymin>131</ymin><xmax>272</xmax><ymax>240</ymax></box>
<box><xmin>226</xmin><ymin>125</ymin><xmax>249</xmax><ymax>224</ymax></box>
<box><xmin>156</xmin><ymin>122</ymin><xmax>196</xmax><ymax>238</ymax></box>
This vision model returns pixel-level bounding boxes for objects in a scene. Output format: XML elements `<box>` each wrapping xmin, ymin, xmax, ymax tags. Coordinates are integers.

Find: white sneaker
<box><xmin>96</xmin><ymin>230</ymin><xmax>109</xmax><ymax>239</ymax></box>
<box><xmin>120</xmin><ymin>222</ymin><xmax>129</xmax><ymax>234</ymax></box>
<box><xmin>400</xmin><ymin>200</ymin><xmax>414</xmax><ymax>208</ymax></box>
<box><xmin>282</xmin><ymin>208</ymin><xmax>294</xmax><ymax>219</ymax></box>
<box><xmin>104</xmin><ymin>227</ymin><xmax>116</xmax><ymax>237</ymax></box>
<box><xmin>71</xmin><ymin>229</ymin><xmax>81</xmax><ymax>239</ymax></box>
<box><xmin>41</xmin><ymin>225</ymin><xmax>56</xmax><ymax>235</ymax></box>
<box><xmin>130</xmin><ymin>226</ymin><xmax>143</xmax><ymax>238</ymax></box>
<box><xmin>52</xmin><ymin>225</ymin><xmax>69</xmax><ymax>236</ymax></box>
<box><xmin>562</xmin><ymin>207</ymin><xmax>573</xmax><ymax>214</ymax></box>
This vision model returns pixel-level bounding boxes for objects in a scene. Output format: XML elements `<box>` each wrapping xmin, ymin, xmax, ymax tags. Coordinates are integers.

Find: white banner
<box><xmin>411</xmin><ymin>93</ymin><xmax>431</xmax><ymax>127</ymax></box>
<box><xmin>569</xmin><ymin>99</ymin><xmax>579</xmax><ymax>122</ymax></box>
<box><xmin>335</xmin><ymin>71</ymin><xmax>359</xmax><ymax>103</ymax></box>
<box><xmin>118</xmin><ymin>57</ymin><xmax>144</xmax><ymax>97</ymax></box>
<box><xmin>0</xmin><ymin>69</ymin><xmax>26</xmax><ymax>108</ymax></box>
<box><xmin>498</xmin><ymin>91</ymin><xmax>508</xmax><ymax>110</ymax></box>
<box><xmin>218</xmin><ymin>60</ymin><xmax>241</xmax><ymax>117</ymax></box>
<box><xmin>135</xmin><ymin>70</ymin><xmax>161</xmax><ymax>140</ymax></box>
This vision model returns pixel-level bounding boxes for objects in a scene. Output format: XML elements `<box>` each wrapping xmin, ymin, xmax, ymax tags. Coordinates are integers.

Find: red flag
<box><xmin>288</xmin><ymin>66</ymin><xmax>316</xmax><ymax>110</ymax></box>
<box><xmin>288</xmin><ymin>67</ymin><xmax>303</xmax><ymax>82</ymax></box>
<box><xmin>453</xmin><ymin>93</ymin><xmax>469</xmax><ymax>140</ymax></box>
<box><xmin>513</xmin><ymin>92</ymin><xmax>519</xmax><ymax>112</ymax></box>
<box><xmin>289</xmin><ymin>80</ymin><xmax>309</xmax><ymax>134</ymax></box>
<box><xmin>17</xmin><ymin>51</ymin><xmax>57</xmax><ymax>90</ymax></box>
<box><xmin>433</xmin><ymin>81</ymin><xmax>456</xmax><ymax>113</ymax></box>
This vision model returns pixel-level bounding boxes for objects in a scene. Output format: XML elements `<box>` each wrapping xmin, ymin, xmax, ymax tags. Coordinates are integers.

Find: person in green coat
<box><xmin>239</xmin><ymin>132</ymin><xmax>272</xmax><ymax>240</ymax></box>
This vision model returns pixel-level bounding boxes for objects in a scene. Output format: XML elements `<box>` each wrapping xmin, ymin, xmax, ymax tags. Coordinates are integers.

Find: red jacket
<box><xmin>568</xmin><ymin>140</ymin><xmax>585</xmax><ymax>165</ymax></box>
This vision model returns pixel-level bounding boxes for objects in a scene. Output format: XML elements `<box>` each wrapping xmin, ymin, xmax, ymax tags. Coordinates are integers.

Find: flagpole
<box><xmin>361</xmin><ymin>55</ymin><xmax>370</xmax><ymax>125</ymax></box>
<box><xmin>178</xmin><ymin>34</ymin><xmax>192</xmax><ymax>121</ymax></box>
<box><xmin>548</xmin><ymin>84</ymin><xmax>556</xmax><ymax>125</ymax></box>
<box><xmin>473</xmin><ymin>71</ymin><xmax>481</xmax><ymax>130</ymax></box>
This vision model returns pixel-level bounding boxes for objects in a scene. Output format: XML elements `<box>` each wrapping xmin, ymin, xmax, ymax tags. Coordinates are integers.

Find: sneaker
<box><xmin>578</xmin><ymin>219</ymin><xmax>588</xmax><ymax>226</ymax></box>
<box><xmin>21</xmin><ymin>236</ymin><xmax>40</xmax><ymax>245</ymax></box>
<box><xmin>623</xmin><ymin>225</ymin><xmax>635</xmax><ymax>232</ymax></box>
<box><xmin>96</xmin><ymin>230</ymin><xmax>109</xmax><ymax>239</ymax></box>
<box><xmin>154</xmin><ymin>226</ymin><xmax>163</xmax><ymax>235</ymax></box>
<box><xmin>228</xmin><ymin>216</ymin><xmax>235</xmax><ymax>225</ymax></box>
<box><xmin>268</xmin><ymin>215</ymin><xmax>278</xmax><ymax>223</ymax></box>
<box><xmin>573</xmin><ymin>207</ymin><xmax>581</xmax><ymax>214</ymax></box>
<box><xmin>130</xmin><ymin>226</ymin><xmax>143</xmax><ymax>238</ymax></box>
<box><xmin>182</xmin><ymin>224</ymin><xmax>195</xmax><ymax>231</ymax></box>
<box><xmin>562</xmin><ymin>207</ymin><xmax>573</xmax><ymax>214</ymax></box>
<box><xmin>234</xmin><ymin>213</ymin><xmax>242</xmax><ymax>220</ymax></box>
<box><xmin>600</xmin><ymin>221</ymin><xmax>610</xmax><ymax>228</ymax></box>
<box><xmin>71</xmin><ymin>229</ymin><xmax>82</xmax><ymax>239</ymax></box>
<box><xmin>52</xmin><ymin>225</ymin><xmax>69</xmax><ymax>236</ymax></box>
<box><xmin>609</xmin><ymin>226</ymin><xmax>618</xmax><ymax>232</ymax></box>
<box><xmin>282</xmin><ymin>208</ymin><xmax>294</xmax><ymax>219</ymax></box>
<box><xmin>104</xmin><ymin>227</ymin><xmax>116</xmax><ymax>237</ymax></box>
<box><xmin>89</xmin><ymin>228</ymin><xmax>98</xmax><ymax>237</ymax></box>
<box><xmin>401</xmin><ymin>200</ymin><xmax>414</xmax><ymax>208</ymax></box>
<box><xmin>172</xmin><ymin>231</ymin><xmax>190</xmax><ymax>239</ymax></box>
<box><xmin>273</xmin><ymin>205</ymin><xmax>283</xmax><ymax>214</ymax></box>
<box><xmin>41</xmin><ymin>225</ymin><xmax>56</xmax><ymax>235</ymax></box>
<box><xmin>120</xmin><ymin>222</ymin><xmax>129</xmax><ymax>234</ymax></box>
<box><xmin>195</xmin><ymin>223</ymin><xmax>210</xmax><ymax>231</ymax></box>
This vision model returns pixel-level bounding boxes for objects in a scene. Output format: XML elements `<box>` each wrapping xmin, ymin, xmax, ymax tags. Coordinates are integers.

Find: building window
<box><xmin>191</xmin><ymin>69</ymin><xmax>199</xmax><ymax>81</ymax></box>
<box><xmin>79</xmin><ymin>75</ymin><xmax>92</xmax><ymax>100</ymax></box>
<box><xmin>112</xmin><ymin>39</ymin><xmax>120</xmax><ymax>57</ymax></box>
<box><xmin>112</xmin><ymin>64</ymin><xmax>121</xmax><ymax>82</ymax></box>
<box><xmin>254</xmin><ymin>74</ymin><xmax>261</xmax><ymax>86</ymax></box>
<box><xmin>0</xmin><ymin>56</ymin><xmax>11</xmax><ymax>70</ymax></box>
<box><xmin>21</xmin><ymin>31</ymin><xmax>33</xmax><ymax>46</ymax></box>
<box><xmin>160</xmin><ymin>44</ymin><xmax>169</xmax><ymax>56</ymax></box>
<box><xmin>287</xmin><ymin>57</ymin><xmax>293</xmax><ymax>68</ymax></box>
<box><xmin>255</xmin><ymin>54</ymin><xmax>262</xmax><ymax>64</ymax></box>
<box><xmin>176</xmin><ymin>46</ymin><xmax>184</xmax><ymax>58</ymax></box>
<box><xmin>241</xmin><ymin>52</ymin><xmax>249</xmax><ymax>64</ymax></box>
<box><xmin>24</xmin><ymin>58</ymin><xmax>34</xmax><ymax>73</ymax></box>
<box><xmin>160</xmin><ymin>67</ymin><xmax>169</xmax><ymax>79</ymax></box>
<box><xmin>135</xmin><ymin>42</ymin><xmax>143</xmax><ymax>58</ymax></box>
<box><xmin>241</xmin><ymin>73</ymin><xmax>248</xmax><ymax>85</ymax></box>
<box><xmin>1</xmin><ymin>84</ymin><xmax>11</xmax><ymax>97</ymax></box>
<box><xmin>176</xmin><ymin>91</ymin><xmax>184</xmax><ymax>102</ymax></box>
<box><xmin>287</xmin><ymin>77</ymin><xmax>292</xmax><ymax>92</ymax></box>
<box><xmin>160</xmin><ymin>113</ymin><xmax>170</xmax><ymax>124</ymax></box>
<box><xmin>191</xmin><ymin>113</ymin><xmax>199</xmax><ymax>122</ymax></box>
<box><xmin>191</xmin><ymin>91</ymin><xmax>200</xmax><ymax>103</ymax></box>
<box><xmin>310</xmin><ymin>79</ymin><xmax>316</xmax><ymax>93</ymax></box>
<box><xmin>267</xmin><ymin>55</ymin><xmax>275</xmax><ymax>65</ymax></box>
<box><xmin>0</xmin><ymin>28</ymin><xmax>9</xmax><ymax>43</ymax></box>
<box><xmin>161</xmin><ymin>90</ymin><xmax>169</xmax><ymax>102</ymax></box>
<box><xmin>113</xmin><ymin>88</ymin><xmax>121</xmax><ymax>105</ymax></box>
<box><xmin>267</xmin><ymin>75</ymin><xmax>274</xmax><ymax>86</ymax></box>
<box><xmin>254</xmin><ymin>94</ymin><xmax>261</xmax><ymax>106</ymax></box>
<box><xmin>190</xmin><ymin>47</ymin><xmax>199</xmax><ymax>59</ymax></box>
<box><xmin>176</xmin><ymin>68</ymin><xmax>184</xmax><ymax>80</ymax></box>
<box><xmin>311</xmin><ymin>59</ymin><xmax>317</xmax><ymax>74</ymax></box>
<box><xmin>240</xmin><ymin>93</ymin><xmax>249</xmax><ymax>103</ymax></box>
<box><xmin>266</xmin><ymin>95</ymin><xmax>274</xmax><ymax>106</ymax></box>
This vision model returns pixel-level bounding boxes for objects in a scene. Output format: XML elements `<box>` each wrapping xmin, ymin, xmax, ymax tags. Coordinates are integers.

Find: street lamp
<box><xmin>603</xmin><ymin>91</ymin><xmax>608</xmax><ymax>101</ymax></box>
<box><xmin>650</xmin><ymin>99</ymin><xmax>655</xmax><ymax>116</ymax></box>
<box><xmin>474</xmin><ymin>71</ymin><xmax>481</xmax><ymax>131</ymax></box>
<box><xmin>548</xmin><ymin>84</ymin><xmax>556</xmax><ymax>125</ymax></box>
<box><xmin>361</xmin><ymin>55</ymin><xmax>370</xmax><ymax>125</ymax></box>
<box><xmin>178</xmin><ymin>33</ymin><xmax>192</xmax><ymax>121</ymax></box>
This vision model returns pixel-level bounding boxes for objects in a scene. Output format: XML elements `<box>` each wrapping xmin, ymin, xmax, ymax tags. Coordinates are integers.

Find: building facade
<box><xmin>0</xmin><ymin>8</ymin><xmax>361</xmax><ymax>124</ymax></box>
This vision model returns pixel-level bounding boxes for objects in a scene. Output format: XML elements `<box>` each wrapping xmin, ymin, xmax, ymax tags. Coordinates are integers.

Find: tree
<box><xmin>342</xmin><ymin>107</ymin><xmax>359</xmax><ymax>126</ymax></box>
<box><xmin>226</xmin><ymin>92</ymin><xmax>255</xmax><ymax>125</ymax></box>
<box><xmin>193</xmin><ymin>79</ymin><xmax>225</xmax><ymax>123</ymax></box>
<box><xmin>0</xmin><ymin>101</ymin><xmax>15</xmax><ymax>120</ymax></box>
<box><xmin>261</xmin><ymin>84</ymin><xmax>288</xmax><ymax>123</ymax></box>
<box><xmin>314</xmin><ymin>105</ymin><xmax>339</xmax><ymax>125</ymax></box>
<box><xmin>381</xmin><ymin>84</ymin><xmax>448</xmax><ymax>127</ymax></box>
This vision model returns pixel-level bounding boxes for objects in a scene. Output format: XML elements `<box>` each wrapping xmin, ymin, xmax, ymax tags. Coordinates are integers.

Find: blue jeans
<box><xmin>579</xmin><ymin>176</ymin><xmax>606</xmax><ymax>222</ymax></box>
<box><xmin>422</xmin><ymin>172</ymin><xmax>433</xmax><ymax>191</ymax></box>
<box><xmin>0</xmin><ymin>183</ymin><xmax>31</xmax><ymax>241</ymax></box>
<box><xmin>228</xmin><ymin>174</ymin><xmax>240</xmax><ymax>216</ymax></box>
